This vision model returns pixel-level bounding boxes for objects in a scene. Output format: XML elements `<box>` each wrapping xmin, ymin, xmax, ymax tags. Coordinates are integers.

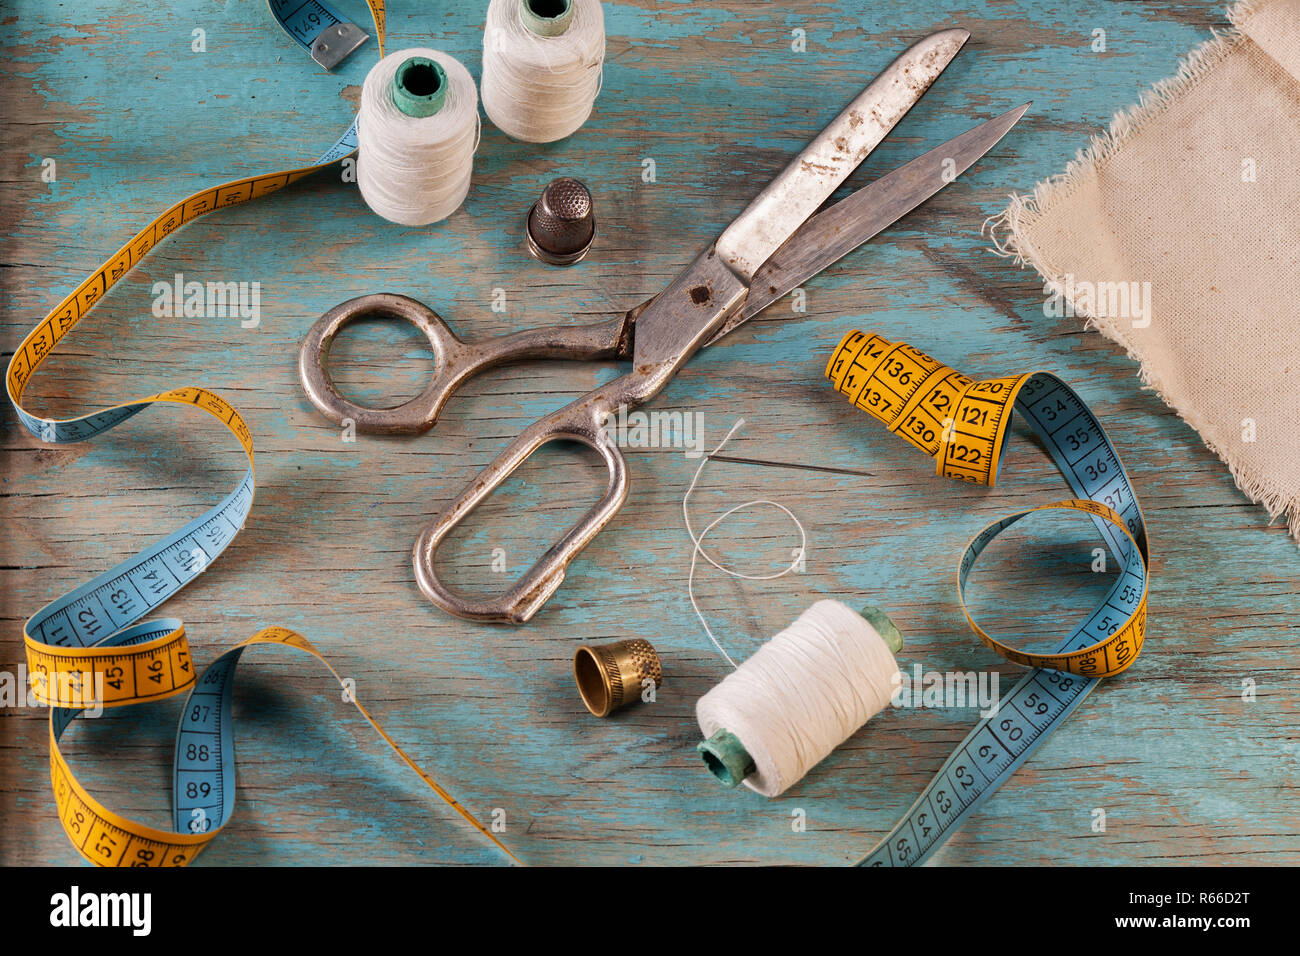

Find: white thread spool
<box><xmin>357</xmin><ymin>48</ymin><xmax>479</xmax><ymax>226</ymax></box>
<box><xmin>696</xmin><ymin>600</ymin><xmax>904</xmax><ymax>798</ymax></box>
<box><xmin>481</xmin><ymin>0</ymin><xmax>606</xmax><ymax>143</ymax></box>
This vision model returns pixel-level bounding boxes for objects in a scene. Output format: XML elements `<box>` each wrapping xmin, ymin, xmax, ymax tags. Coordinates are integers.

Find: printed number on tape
<box><xmin>826</xmin><ymin>330</ymin><xmax>1149</xmax><ymax>866</ymax></box>
<box><xmin>9</xmin><ymin>2</ymin><xmax>518</xmax><ymax>866</ymax></box>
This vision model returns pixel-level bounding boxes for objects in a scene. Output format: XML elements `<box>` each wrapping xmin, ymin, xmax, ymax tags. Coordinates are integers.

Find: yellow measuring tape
<box><xmin>827</xmin><ymin>331</ymin><xmax>1150</xmax><ymax>866</ymax></box>
<box><xmin>10</xmin><ymin>2</ymin><xmax>519</xmax><ymax>866</ymax></box>
<box><xmin>826</xmin><ymin>330</ymin><xmax>1147</xmax><ymax>679</ymax></box>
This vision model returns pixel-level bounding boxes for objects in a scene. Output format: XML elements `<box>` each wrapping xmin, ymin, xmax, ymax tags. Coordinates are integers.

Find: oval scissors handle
<box><xmin>298</xmin><ymin>292</ymin><xmax>633</xmax><ymax>435</ymax></box>
<box><xmin>413</xmin><ymin>388</ymin><xmax>629</xmax><ymax>623</ymax></box>
<box><xmin>412</xmin><ymin>250</ymin><xmax>747</xmax><ymax>623</ymax></box>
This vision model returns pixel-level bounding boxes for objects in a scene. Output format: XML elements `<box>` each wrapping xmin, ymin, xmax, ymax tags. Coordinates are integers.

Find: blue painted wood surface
<box><xmin>3</xmin><ymin>0</ymin><xmax>1297</xmax><ymax>866</ymax></box>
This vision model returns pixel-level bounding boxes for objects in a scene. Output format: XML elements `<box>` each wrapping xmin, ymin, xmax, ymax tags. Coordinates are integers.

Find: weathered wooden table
<box><xmin>3</xmin><ymin>0</ymin><xmax>1296</xmax><ymax>866</ymax></box>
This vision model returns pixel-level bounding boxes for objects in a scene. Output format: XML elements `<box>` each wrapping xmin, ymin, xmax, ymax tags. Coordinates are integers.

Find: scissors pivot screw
<box><xmin>301</xmin><ymin>31</ymin><xmax>1027</xmax><ymax>623</ymax></box>
<box><xmin>526</xmin><ymin>177</ymin><xmax>596</xmax><ymax>266</ymax></box>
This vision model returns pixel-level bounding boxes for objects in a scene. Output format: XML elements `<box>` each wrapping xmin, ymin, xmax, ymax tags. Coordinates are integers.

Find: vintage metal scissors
<box><xmin>299</xmin><ymin>29</ymin><xmax>1028</xmax><ymax>623</ymax></box>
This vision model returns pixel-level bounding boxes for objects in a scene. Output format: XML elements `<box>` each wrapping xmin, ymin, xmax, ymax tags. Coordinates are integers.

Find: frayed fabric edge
<box><xmin>1083</xmin><ymin>312</ymin><xmax>1300</xmax><ymax>543</ymax></box>
<box><xmin>985</xmin><ymin>20</ymin><xmax>1248</xmax><ymax>259</ymax></box>
<box><xmin>983</xmin><ymin>0</ymin><xmax>1300</xmax><ymax>544</ymax></box>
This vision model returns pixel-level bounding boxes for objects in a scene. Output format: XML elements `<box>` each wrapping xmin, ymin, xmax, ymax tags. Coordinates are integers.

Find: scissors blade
<box><xmin>714</xmin><ymin>29</ymin><xmax>969</xmax><ymax>283</ymax></box>
<box><xmin>703</xmin><ymin>102</ymin><xmax>1030</xmax><ymax>347</ymax></box>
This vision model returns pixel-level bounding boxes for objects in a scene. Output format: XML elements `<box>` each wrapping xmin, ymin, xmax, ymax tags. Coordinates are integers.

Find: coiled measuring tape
<box><xmin>9</xmin><ymin>2</ymin><xmax>518</xmax><ymax>866</ymax></box>
<box><xmin>825</xmin><ymin>331</ymin><xmax>1149</xmax><ymax>866</ymax></box>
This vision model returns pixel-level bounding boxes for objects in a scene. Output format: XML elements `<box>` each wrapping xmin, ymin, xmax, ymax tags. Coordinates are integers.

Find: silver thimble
<box><xmin>525</xmin><ymin>178</ymin><xmax>596</xmax><ymax>266</ymax></box>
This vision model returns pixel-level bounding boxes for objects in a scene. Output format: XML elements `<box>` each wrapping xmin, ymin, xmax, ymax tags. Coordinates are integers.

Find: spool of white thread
<box><xmin>481</xmin><ymin>0</ymin><xmax>606</xmax><ymax>143</ymax></box>
<box><xmin>695</xmin><ymin>600</ymin><xmax>904</xmax><ymax>798</ymax></box>
<box><xmin>357</xmin><ymin>48</ymin><xmax>479</xmax><ymax>226</ymax></box>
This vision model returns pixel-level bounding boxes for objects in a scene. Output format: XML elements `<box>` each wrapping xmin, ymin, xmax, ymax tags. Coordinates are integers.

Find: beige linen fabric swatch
<box><xmin>990</xmin><ymin>0</ymin><xmax>1300</xmax><ymax>540</ymax></box>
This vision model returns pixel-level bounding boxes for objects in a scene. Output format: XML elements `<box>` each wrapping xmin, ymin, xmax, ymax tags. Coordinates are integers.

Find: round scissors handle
<box><xmin>298</xmin><ymin>293</ymin><xmax>467</xmax><ymax>435</ymax></box>
<box><xmin>298</xmin><ymin>292</ymin><xmax>635</xmax><ymax>436</ymax></box>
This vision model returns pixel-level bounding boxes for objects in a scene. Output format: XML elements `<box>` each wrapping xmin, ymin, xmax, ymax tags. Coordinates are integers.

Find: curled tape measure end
<box><xmin>825</xmin><ymin>331</ymin><xmax>1148</xmax><ymax>866</ymax></box>
<box><xmin>16</xmin><ymin>1</ymin><xmax>517</xmax><ymax>867</ymax></box>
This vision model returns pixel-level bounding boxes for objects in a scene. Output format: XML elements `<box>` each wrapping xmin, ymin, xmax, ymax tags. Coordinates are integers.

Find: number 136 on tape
<box><xmin>826</xmin><ymin>330</ymin><xmax>1149</xmax><ymax>866</ymax></box>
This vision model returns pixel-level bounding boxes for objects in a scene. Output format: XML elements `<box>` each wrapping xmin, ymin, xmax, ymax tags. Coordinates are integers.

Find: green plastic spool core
<box><xmin>521</xmin><ymin>0</ymin><xmax>573</xmax><ymax>36</ymax></box>
<box><xmin>697</xmin><ymin>604</ymin><xmax>905</xmax><ymax>788</ymax></box>
<box><xmin>698</xmin><ymin>729</ymin><xmax>756</xmax><ymax>789</ymax></box>
<box><xmin>860</xmin><ymin>604</ymin><xmax>904</xmax><ymax>656</ymax></box>
<box><xmin>391</xmin><ymin>57</ymin><xmax>448</xmax><ymax>118</ymax></box>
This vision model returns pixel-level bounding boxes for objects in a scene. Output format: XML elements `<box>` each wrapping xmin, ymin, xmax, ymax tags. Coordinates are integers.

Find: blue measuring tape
<box><xmin>826</xmin><ymin>333</ymin><xmax>1148</xmax><ymax>866</ymax></box>
<box><xmin>264</xmin><ymin>0</ymin><xmax>379</xmax><ymax>158</ymax></box>
<box><xmin>268</xmin><ymin>0</ymin><xmax>373</xmax><ymax>70</ymax></box>
<box><xmin>13</xmin><ymin>1</ymin><xmax>518</xmax><ymax>866</ymax></box>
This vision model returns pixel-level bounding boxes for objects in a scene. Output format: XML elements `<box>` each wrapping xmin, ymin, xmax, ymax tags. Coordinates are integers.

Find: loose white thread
<box><xmin>696</xmin><ymin>600</ymin><xmax>901</xmax><ymax>798</ymax></box>
<box><xmin>357</xmin><ymin>48</ymin><xmax>480</xmax><ymax>226</ymax></box>
<box><xmin>481</xmin><ymin>0</ymin><xmax>606</xmax><ymax>143</ymax></box>
<box><xmin>685</xmin><ymin>419</ymin><xmax>899</xmax><ymax>797</ymax></box>
<box><xmin>682</xmin><ymin>418</ymin><xmax>806</xmax><ymax>669</ymax></box>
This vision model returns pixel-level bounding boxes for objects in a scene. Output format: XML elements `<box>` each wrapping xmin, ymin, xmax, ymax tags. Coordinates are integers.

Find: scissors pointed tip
<box><xmin>972</xmin><ymin>103</ymin><xmax>1031</xmax><ymax>146</ymax></box>
<box><xmin>918</xmin><ymin>28</ymin><xmax>970</xmax><ymax>59</ymax></box>
<box><xmin>992</xmin><ymin>102</ymin><xmax>1032</xmax><ymax>134</ymax></box>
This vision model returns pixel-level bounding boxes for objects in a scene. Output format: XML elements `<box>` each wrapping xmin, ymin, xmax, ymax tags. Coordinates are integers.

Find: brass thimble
<box><xmin>573</xmin><ymin>639</ymin><xmax>662</xmax><ymax>717</ymax></box>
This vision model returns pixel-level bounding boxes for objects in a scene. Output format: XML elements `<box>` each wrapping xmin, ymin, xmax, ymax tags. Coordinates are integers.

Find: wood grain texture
<box><xmin>2</xmin><ymin>0</ymin><xmax>1297</xmax><ymax>867</ymax></box>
